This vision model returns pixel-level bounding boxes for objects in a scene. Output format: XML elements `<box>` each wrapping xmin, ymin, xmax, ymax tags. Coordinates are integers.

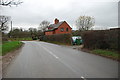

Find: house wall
<box><xmin>45</xmin><ymin>21</ymin><xmax>72</xmax><ymax>35</ymax></box>
<box><xmin>45</xmin><ymin>31</ymin><xmax>54</xmax><ymax>35</ymax></box>
<box><xmin>54</xmin><ymin>22</ymin><xmax>72</xmax><ymax>34</ymax></box>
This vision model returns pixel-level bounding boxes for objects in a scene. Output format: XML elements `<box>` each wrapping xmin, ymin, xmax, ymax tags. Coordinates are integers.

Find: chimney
<box><xmin>54</xmin><ymin>18</ymin><xmax>59</xmax><ymax>24</ymax></box>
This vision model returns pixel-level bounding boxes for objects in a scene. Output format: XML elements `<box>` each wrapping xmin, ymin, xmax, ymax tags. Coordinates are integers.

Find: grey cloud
<box><xmin>1</xmin><ymin>0</ymin><xmax>118</xmax><ymax>30</ymax></box>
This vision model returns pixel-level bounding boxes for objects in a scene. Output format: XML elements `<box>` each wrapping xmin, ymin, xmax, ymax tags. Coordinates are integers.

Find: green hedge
<box><xmin>41</xmin><ymin>33</ymin><xmax>72</xmax><ymax>45</ymax></box>
<box><xmin>82</xmin><ymin>28</ymin><xmax>119</xmax><ymax>50</ymax></box>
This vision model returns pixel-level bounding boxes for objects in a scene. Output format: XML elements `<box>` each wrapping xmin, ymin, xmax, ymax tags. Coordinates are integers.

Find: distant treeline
<box><xmin>2</xmin><ymin>27</ymin><xmax>44</xmax><ymax>41</ymax></box>
<box><xmin>7</xmin><ymin>28</ymin><xmax>44</xmax><ymax>39</ymax></box>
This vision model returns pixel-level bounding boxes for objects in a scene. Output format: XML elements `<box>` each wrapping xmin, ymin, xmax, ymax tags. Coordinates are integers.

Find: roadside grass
<box><xmin>0</xmin><ymin>45</ymin><xmax>2</xmax><ymax>56</ymax></box>
<box><xmin>9</xmin><ymin>38</ymin><xmax>32</xmax><ymax>41</ymax></box>
<box><xmin>1</xmin><ymin>41</ymin><xmax>23</xmax><ymax>56</ymax></box>
<box><xmin>91</xmin><ymin>49</ymin><xmax>119</xmax><ymax>60</ymax></box>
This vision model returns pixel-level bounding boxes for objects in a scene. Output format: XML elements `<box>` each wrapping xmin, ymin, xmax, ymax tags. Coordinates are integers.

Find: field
<box><xmin>1</xmin><ymin>41</ymin><xmax>23</xmax><ymax>56</ymax></box>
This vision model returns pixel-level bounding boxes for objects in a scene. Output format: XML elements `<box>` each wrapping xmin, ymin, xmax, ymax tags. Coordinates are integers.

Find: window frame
<box><xmin>60</xmin><ymin>28</ymin><xmax>64</xmax><ymax>32</ymax></box>
<box><xmin>66</xmin><ymin>28</ymin><xmax>69</xmax><ymax>32</ymax></box>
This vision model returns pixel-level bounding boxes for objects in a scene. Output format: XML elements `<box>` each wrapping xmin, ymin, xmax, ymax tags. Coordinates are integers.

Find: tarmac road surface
<box><xmin>3</xmin><ymin>41</ymin><xmax>118</xmax><ymax>78</ymax></box>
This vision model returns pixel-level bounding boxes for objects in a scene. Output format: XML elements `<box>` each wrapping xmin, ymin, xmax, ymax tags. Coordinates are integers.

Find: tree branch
<box><xmin>0</xmin><ymin>0</ymin><xmax>23</xmax><ymax>6</ymax></box>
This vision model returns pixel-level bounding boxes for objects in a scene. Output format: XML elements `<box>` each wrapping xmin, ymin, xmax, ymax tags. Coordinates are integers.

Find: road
<box><xmin>3</xmin><ymin>41</ymin><xmax>118</xmax><ymax>78</ymax></box>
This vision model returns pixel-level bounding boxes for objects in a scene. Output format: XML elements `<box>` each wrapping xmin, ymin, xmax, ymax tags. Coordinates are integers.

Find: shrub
<box><xmin>42</xmin><ymin>33</ymin><xmax>72</xmax><ymax>45</ymax></box>
<box><xmin>32</xmin><ymin>37</ymin><xmax>38</xmax><ymax>40</ymax></box>
<box><xmin>82</xmin><ymin>28</ymin><xmax>119</xmax><ymax>50</ymax></box>
<box><xmin>2</xmin><ymin>37</ymin><xmax>8</xmax><ymax>42</ymax></box>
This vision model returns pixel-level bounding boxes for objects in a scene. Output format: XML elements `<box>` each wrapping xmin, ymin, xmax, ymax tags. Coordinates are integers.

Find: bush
<box><xmin>42</xmin><ymin>33</ymin><xmax>72</xmax><ymax>45</ymax></box>
<box><xmin>72</xmin><ymin>30</ymin><xmax>83</xmax><ymax>36</ymax></box>
<box><xmin>2</xmin><ymin>37</ymin><xmax>8</xmax><ymax>42</ymax></box>
<box><xmin>82</xmin><ymin>28</ymin><xmax>119</xmax><ymax>50</ymax></box>
<box><xmin>32</xmin><ymin>37</ymin><xmax>38</xmax><ymax>40</ymax></box>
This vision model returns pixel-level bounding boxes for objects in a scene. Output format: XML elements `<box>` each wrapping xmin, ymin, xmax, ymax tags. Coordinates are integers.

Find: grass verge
<box><xmin>1</xmin><ymin>41</ymin><xmax>23</xmax><ymax>56</ymax></box>
<box><xmin>9</xmin><ymin>38</ymin><xmax>32</xmax><ymax>41</ymax></box>
<box><xmin>91</xmin><ymin>49</ymin><xmax>119</xmax><ymax>60</ymax></box>
<box><xmin>0</xmin><ymin>45</ymin><xmax>1</xmax><ymax>56</ymax></box>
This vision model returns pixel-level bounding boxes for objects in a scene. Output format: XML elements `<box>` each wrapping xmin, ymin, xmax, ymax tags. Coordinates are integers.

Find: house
<box><xmin>45</xmin><ymin>18</ymin><xmax>72</xmax><ymax>35</ymax></box>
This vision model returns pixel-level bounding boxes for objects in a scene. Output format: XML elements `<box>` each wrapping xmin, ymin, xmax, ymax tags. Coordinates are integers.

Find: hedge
<box><xmin>82</xmin><ymin>28</ymin><xmax>119</xmax><ymax>50</ymax></box>
<box><xmin>41</xmin><ymin>33</ymin><xmax>72</xmax><ymax>45</ymax></box>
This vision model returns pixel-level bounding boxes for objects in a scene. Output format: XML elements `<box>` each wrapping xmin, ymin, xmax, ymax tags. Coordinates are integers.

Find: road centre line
<box><xmin>34</xmin><ymin>43</ymin><xmax>86</xmax><ymax>78</ymax></box>
<box><xmin>40</xmin><ymin>45</ymin><xmax>80</xmax><ymax>74</ymax></box>
<box><xmin>81</xmin><ymin>76</ymin><xmax>87</xmax><ymax>80</ymax></box>
<box><xmin>41</xmin><ymin>46</ymin><xmax>59</xmax><ymax>59</ymax></box>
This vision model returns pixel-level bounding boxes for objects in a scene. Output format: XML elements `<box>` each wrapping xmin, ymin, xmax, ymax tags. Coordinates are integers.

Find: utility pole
<box><xmin>10</xmin><ymin>21</ymin><xmax>12</xmax><ymax>38</ymax></box>
<box><xmin>11</xmin><ymin>21</ymin><xmax>12</xmax><ymax>32</ymax></box>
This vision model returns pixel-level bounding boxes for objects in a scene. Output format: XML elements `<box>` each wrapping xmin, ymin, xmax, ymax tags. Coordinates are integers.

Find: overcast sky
<box><xmin>0</xmin><ymin>0</ymin><xmax>119</xmax><ymax>30</ymax></box>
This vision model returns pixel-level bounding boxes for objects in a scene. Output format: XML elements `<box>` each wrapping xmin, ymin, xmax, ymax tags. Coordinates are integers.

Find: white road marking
<box><xmin>81</xmin><ymin>76</ymin><xmax>87</xmax><ymax>80</ymax></box>
<box><xmin>41</xmin><ymin>45</ymin><xmax>78</xmax><ymax>74</ymax></box>
<box><xmin>41</xmin><ymin>46</ymin><xmax>59</xmax><ymax>59</ymax></box>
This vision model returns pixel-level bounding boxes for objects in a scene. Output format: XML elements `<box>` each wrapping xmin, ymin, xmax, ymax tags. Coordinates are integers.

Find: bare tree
<box><xmin>38</xmin><ymin>20</ymin><xmax>50</xmax><ymax>32</ymax></box>
<box><xmin>0</xmin><ymin>16</ymin><xmax>10</xmax><ymax>32</ymax></box>
<box><xmin>0</xmin><ymin>0</ymin><xmax>23</xmax><ymax>6</ymax></box>
<box><xmin>29</xmin><ymin>28</ymin><xmax>37</xmax><ymax>35</ymax></box>
<box><xmin>76</xmin><ymin>16</ymin><xmax>95</xmax><ymax>31</ymax></box>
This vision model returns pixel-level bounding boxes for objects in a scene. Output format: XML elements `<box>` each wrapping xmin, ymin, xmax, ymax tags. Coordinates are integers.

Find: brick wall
<box><xmin>55</xmin><ymin>22</ymin><xmax>72</xmax><ymax>34</ymax></box>
<box><xmin>45</xmin><ymin>21</ymin><xmax>72</xmax><ymax>35</ymax></box>
<box><xmin>45</xmin><ymin>31</ymin><xmax>53</xmax><ymax>35</ymax></box>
